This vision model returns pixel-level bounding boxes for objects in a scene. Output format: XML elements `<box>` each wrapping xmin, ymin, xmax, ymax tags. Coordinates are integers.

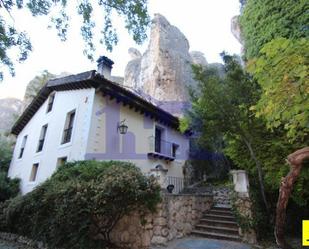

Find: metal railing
<box><xmin>148</xmin><ymin>136</ymin><xmax>175</xmax><ymax>158</ymax></box>
<box><xmin>166</xmin><ymin>176</ymin><xmax>184</xmax><ymax>194</ymax></box>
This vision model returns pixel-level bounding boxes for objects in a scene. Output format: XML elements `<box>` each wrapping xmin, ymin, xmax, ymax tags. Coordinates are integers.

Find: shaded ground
<box><xmin>0</xmin><ymin>239</ymin><xmax>34</xmax><ymax>249</ymax></box>
<box><xmin>151</xmin><ymin>236</ymin><xmax>251</xmax><ymax>249</ymax></box>
<box><xmin>151</xmin><ymin>236</ymin><xmax>303</xmax><ymax>249</ymax></box>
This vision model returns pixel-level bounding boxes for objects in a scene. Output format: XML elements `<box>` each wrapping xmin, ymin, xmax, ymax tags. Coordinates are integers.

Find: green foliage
<box><xmin>0</xmin><ymin>0</ymin><xmax>150</xmax><ymax>80</ymax></box>
<box><xmin>248</xmin><ymin>38</ymin><xmax>309</xmax><ymax>141</ymax></box>
<box><xmin>239</xmin><ymin>0</ymin><xmax>309</xmax><ymax>60</ymax></box>
<box><xmin>0</xmin><ymin>135</ymin><xmax>13</xmax><ymax>173</ymax></box>
<box><xmin>179</xmin><ymin>117</ymin><xmax>190</xmax><ymax>133</ymax></box>
<box><xmin>190</xmin><ymin>54</ymin><xmax>261</xmax><ymax>144</ymax></box>
<box><xmin>0</xmin><ymin>172</ymin><xmax>20</xmax><ymax>203</ymax></box>
<box><xmin>0</xmin><ymin>135</ymin><xmax>20</xmax><ymax>202</ymax></box>
<box><xmin>225</xmin><ymin>126</ymin><xmax>309</xmax><ymax>207</ymax></box>
<box><xmin>230</xmin><ymin>191</ymin><xmax>256</xmax><ymax>232</ymax></box>
<box><xmin>0</xmin><ymin>160</ymin><xmax>161</xmax><ymax>249</ymax></box>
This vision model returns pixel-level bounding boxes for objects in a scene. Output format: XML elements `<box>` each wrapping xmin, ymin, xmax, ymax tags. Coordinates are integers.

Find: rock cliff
<box><xmin>0</xmin><ymin>98</ymin><xmax>23</xmax><ymax>133</ymax></box>
<box><xmin>124</xmin><ymin>14</ymin><xmax>208</xmax><ymax>103</ymax></box>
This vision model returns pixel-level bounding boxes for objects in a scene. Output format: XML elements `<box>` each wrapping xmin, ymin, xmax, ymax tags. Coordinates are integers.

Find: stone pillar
<box><xmin>230</xmin><ymin>170</ymin><xmax>257</xmax><ymax>244</ymax></box>
<box><xmin>230</xmin><ymin>170</ymin><xmax>249</xmax><ymax>197</ymax></box>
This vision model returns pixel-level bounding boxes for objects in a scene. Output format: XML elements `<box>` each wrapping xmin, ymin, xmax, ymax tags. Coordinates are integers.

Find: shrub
<box><xmin>0</xmin><ymin>172</ymin><xmax>20</xmax><ymax>202</ymax></box>
<box><xmin>1</xmin><ymin>160</ymin><xmax>161</xmax><ymax>249</ymax></box>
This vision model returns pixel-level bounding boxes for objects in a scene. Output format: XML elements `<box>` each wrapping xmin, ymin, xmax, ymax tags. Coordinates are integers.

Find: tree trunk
<box><xmin>243</xmin><ymin>137</ymin><xmax>270</xmax><ymax>213</ymax></box>
<box><xmin>275</xmin><ymin>147</ymin><xmax>309</xmax><ymax>249</ymax></box>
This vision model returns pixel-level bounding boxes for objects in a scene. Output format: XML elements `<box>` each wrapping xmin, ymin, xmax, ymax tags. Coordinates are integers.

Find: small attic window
<box><xmin>46</xmin><ymin>93</ymin><xmax>55</xmax><ymax>113</ymax></box>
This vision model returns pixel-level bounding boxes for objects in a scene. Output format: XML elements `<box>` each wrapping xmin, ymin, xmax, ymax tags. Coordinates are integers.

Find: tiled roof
<box><xmin>11</xmin><ymin>71</ymin><xmax>181</xmax><ymax>135</ymax></box>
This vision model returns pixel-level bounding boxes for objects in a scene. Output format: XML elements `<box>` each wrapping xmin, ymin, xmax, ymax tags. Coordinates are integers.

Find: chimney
<box><xmin>97</xmin><ymin>56</ymin><xmax>114</xmax><ymax>79</ymax></box>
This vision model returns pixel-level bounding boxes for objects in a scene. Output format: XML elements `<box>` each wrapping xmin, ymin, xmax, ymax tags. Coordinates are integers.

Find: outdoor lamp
<box><xmin>167</xmin><ymin>184</ymin><xmax>174</xmax><ymax>193</ymax></box>
<box><xmin>117</xmin><ymin>119</ymin><xmax>128</xmax><ymax>134</ymax></box>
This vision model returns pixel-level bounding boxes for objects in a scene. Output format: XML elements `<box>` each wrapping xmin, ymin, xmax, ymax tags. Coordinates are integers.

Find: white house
<box><xmin>8</xmin><ymin>57</ymin><xmax>191</xmax><ymax>194</ymax></box>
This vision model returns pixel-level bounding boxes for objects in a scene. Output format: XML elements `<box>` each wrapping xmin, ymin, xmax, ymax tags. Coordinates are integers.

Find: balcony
<box><xmin>147</xmin><ymin>136</ymin><xmax>178</xmax><ymax>161</ymax></box>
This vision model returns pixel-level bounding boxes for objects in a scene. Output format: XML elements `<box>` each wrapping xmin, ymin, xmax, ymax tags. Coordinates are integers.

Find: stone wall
<box><xmin>0</xmin><ymin>232</ymin><xmax>46</xmax><ymax>248</ymax></box>
<box><xmin>110</xmin><ymin>193</ymin><xmax>213</xmax><ymax>249</ymax></box>
<box><xmin>233</xmin><ymin>194</ymin><xmax>257</xmax><ymax>244</ymax></box>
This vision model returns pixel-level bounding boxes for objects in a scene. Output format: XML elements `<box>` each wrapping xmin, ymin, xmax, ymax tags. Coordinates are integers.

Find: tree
<box><xmin>239</xmin><ymin>0</ymin><xmax>308</xmax><ymax>246</ymax></box>
<box><xmin>0</xmin><ymin>134</ymin><xmax>20</xmax><ymax>202</ymax></box>
<box><xmin>188</xmin><ymin>53</ymin><xmax>270</xmax><ymax>213</ymax></box>
<box><xmin>248</xmin><ymin>37</ymin><xmax>309</xmax><ymax>249</ymax></box>
<box><xmin>0</xmin><ymin>134</ymin><xmax>13</xmax><ymax>173</ymax></box>
<box><xmin>0</xmin><ymin>0</ymin><xmax>150</xmax><ymax>80</ymax></box>
<box><xmin>248</xmin><ymin>38</ymin><xmax>309</xmax><ymax>140</ymax></box>
<box><xmin>239</xmin><ymin>0</ymin><xmax>308</xmax><ymax>60</ymax></box>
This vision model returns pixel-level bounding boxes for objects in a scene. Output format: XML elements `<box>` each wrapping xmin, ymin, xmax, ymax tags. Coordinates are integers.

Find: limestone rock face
<box><xmin>124</xmin><ymin>48</ymin><xmax>142</xmax><ymax>89</ymax></box>
<box><xmin>124</xmin><ymin>14</ymin><xmax>207</xmax><ymax>102</ymax></box>
<box><xmin>0</xmin><ymin>98</ymin><xmax>23</xmax><ymax>133</ymax></box>
<box><xmin>190</xmin><ymin>51</ymin><xmax>208</xmax><ymax>67</ymax></box>
<box><xmin>231</xmin><ymin>15</ymin><xmax>243</xmax><ymax>44</ymax></box>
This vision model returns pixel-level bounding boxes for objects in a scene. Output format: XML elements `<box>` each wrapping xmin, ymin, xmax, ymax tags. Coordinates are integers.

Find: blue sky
<box><xmin>0</xmin><ymin>0</ymin><xmax>241</xmax><ymax>99</ymax></box>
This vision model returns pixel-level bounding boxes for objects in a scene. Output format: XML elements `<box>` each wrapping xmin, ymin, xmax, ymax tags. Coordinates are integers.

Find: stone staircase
<box><xmin>192</xmin><ymin>187</ymin><xmax>241</xmax><ymax>241</ymax></box>
<box><xmin>192</xmin><ymin>205</ymin><xmax>240</xmax><ymax>241</ymax></box>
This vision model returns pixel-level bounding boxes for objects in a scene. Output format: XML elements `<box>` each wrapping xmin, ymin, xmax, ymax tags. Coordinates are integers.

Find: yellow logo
<box><xmin>303</xmin><ymin>220</ymin><xmax>309</xmax><ymax>246</ymax></box>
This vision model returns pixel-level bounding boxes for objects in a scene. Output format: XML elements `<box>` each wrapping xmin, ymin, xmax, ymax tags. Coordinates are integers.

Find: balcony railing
<box><xmin>62</xmin><ymin>127</ymin><xmax>73</xmax><ymax>144</ymax></box>
<box><xmin>148</xmin><ymin>136</ymin><xmax>176</xmax><ymax>161</ymax></box>
<box><xmin>166</xmin><ymin>176</ymin><xmax>184</xmax><ymax>194</ymax></box>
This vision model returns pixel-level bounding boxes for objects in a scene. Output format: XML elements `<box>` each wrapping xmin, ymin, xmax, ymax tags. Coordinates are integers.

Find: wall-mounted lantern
<box><xmin>117</xmin><ymin>119</ymin><xmax>128</xmax><ymax>135</ymax></box>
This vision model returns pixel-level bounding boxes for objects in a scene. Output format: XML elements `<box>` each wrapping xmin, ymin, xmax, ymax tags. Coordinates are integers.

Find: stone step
<box><xmin>208</xmin><ymin>210</ymin><xmax>234</xmax><ymax>216</ymax></box>
<box><xmin>195</xmin><ymin>224</ymin><xmax>239</xmax><ymax>236</ymax></box>
<box><xmin>199</xmin><ymin>218</ymin><xmax>238</xmax><ymax>229</ymax></box>
<box><xmin>191</xmin><ymin>229</ymin><xmax>241</xmax><ymax>242</ymax></box>
<box><xmin>212</xmin><ymin>205</ymin><xmax>232</xmax><ymax>211</ymax></box>
<box><xmin>203</xmin><ymin>214</ymin><xmax>236</xmax><ymax>222</ymax></box>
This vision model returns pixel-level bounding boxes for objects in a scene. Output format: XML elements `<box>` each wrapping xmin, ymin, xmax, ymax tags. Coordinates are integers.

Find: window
<box><xmin>37</xmin><ymin>124</ymin><xmax>48</xmax><ymax>152</ymax></box>
<box><xmin>57</xmin><ymin>157</ymin><xmax>67</xmax><ymax>168</ymax></box>
<box><xmin>18</xmin><ymin>135</ymin><xmax>27</xmax><ymax>158</ymax></box>
<box><xmin>155</xmin><ymin>127</ymin><xmax>162</xmax><ymax>153</ymax></box>
<box><xmin>62</xmin><ymin>110</ymin><xmax>75</xmax><ymax>144</ymax></box>
<box><xmin>29</xmin><ymin>163</ymin><xmax>39</xmax><ymax>182</ymax></box>
<box><xmin>46</xmin><ymin>93</ymin><xmax>55</xmax><ymax>113</ymax></box>
<box><xmin>172</xmin><ymin>143</ymin><xmax>179</xmax><ymax>158</ymax></box>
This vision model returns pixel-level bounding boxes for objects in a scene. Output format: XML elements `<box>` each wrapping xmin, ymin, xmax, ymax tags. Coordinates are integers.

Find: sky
<box><xmin>0</xmin><ymin>0</ymin><xmax>241</xmax><ymax>100</ymax></box>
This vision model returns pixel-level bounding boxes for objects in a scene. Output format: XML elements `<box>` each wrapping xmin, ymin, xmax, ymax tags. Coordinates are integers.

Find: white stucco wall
<box><xmin>8</xmin><ymin>88</ymin><xmax>95</xmax><ymax>194</ymax></box>
<box><xmin>86</xmin><ymin>93</ymin><xmax>190</xmax><ymax>183</ymax></box>
<box><xmin>9</xmin><ymin>89</ymin><xmax>190</xmax><ymax>194</ymax></box>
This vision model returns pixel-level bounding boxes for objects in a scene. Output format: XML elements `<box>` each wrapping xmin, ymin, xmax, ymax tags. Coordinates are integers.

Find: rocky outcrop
<box><xmin>0</xmin><ymin>98</ymin><xmax>23</xmax><ymax>133</ymax></box>
<box><xmin>231</xmin><ymin>15</ymin><xmax>245</xmax><ymax>57</ymax></box>
<box><xmin>124</xmin><ymin>48</ymin><xmax>142</xmax><ymax>89</ymax></box>
<box><xmin>124</xmin><ymin>14</ymin><xmax>207</xmax><ymax>103</ymax></box>
<box><xmin>231</xmin><ymin>16</ymin><xmax>243</xmax><ymax>45</ymax></box>
<box><xmin>190</xmin><ymin>51</ymin><xmax>208</xmax><ymax>67</ymax></box>
<box><xmin>0</xmin><ymin>71</ymin><xmax>73</xmax><ymax>134</ymax></box>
